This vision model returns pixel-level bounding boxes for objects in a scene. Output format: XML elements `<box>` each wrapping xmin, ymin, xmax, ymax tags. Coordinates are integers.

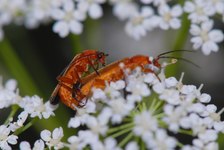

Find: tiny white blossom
<box><xmin>158</xmin><ymin>4</ymin><xmax>183</xmax><ymax>30</ymax></box>
<box><xmin>85</xmin><ymin>116</ymin><xmax>108</xmax><ymax>135</ymax></box>
<box><xmin>40</xmin><ymin>127</ymin><xmax>64</xmax><ymax>150</ymax></box>
<box><xmin>92</xmin><ymin>137</ymin><xmax>121</xmax><ymax>150</ymax></box>
<box><xmin>190</xmin><ymin>20</ymin><xmax>224</xmax><ymax>55</ymax></box>
<box><xmin>0</xmin><ymin>78</ymin><xmax>20</xmax><ymax>109</ymax></box>
<box><xmin>198</xmin><ymin>93</ymin><xmax>211</xmax><ymax>103</ymax></box>
<box><xmin>112</xmin><ymin>0</ymin><xmax>137</xmax><ymax>20</ymax></box>
<box><xmin>77</xmin><ymin>0</ymin><xmax>106</xmax><ymax>19</ymax></box>
<box><xmin>0</xmin><ymin>125</ymin><xmax>18</xmax><ymax>150</ymax></box>
<box><xmin>146</xmin><ymin>129</ymin><xmax>177</xmax><ymax>150</ymax></box>
<box><xmin>66</xmin><ymin>136</ymin><xmax>80</xmax><ymax>150</ymax></box>
<box><xmin>52</xmin><ymin>0</ymin><xmax>86</xmax><ymax>37</ymax></box>
<box><xmin>68</xmin><ymin>100</ymin><xmax>96</xmax><ymax>128</ymax></box>
<box><xmin>9</xmin><ymin>111</ymin><xmax>28</xmax><ymax>132</ymax></box>
<box><xmin>133</xmin><ymin>110</ymin><xmax>158</xmax><ymax>139</ymax></box>
<box><xmin>125</xmin><ymin>6</ymin><xmax>159</xmax><ymax>40</ymax></box>
<box><xmin>106</xmin><ymin>97</ymin><xmax>133</xmax><ymax>124</ymax></box>
<box><xmin>20</xmin><ymin>96</ymin><xmax>57</xmax><ymax>119</ymax></box>
<box><xmin>20</xmin><ymin>140</ymin><xmax>45</xmax><ymax>150</ymax></box>
<box><xmin>125</xmin><ymin>141</ymin><xmax>139</xmax><ymax>150</ymax></box>
<box><xmin>184</xmin><ymin>0</ymin><xmax>215</xmax><ymax>23</ymax></box>
<box><xmin>207</xmin><ymin>0</ymin><xmax>224</xmax><ymax>14</ymax></box>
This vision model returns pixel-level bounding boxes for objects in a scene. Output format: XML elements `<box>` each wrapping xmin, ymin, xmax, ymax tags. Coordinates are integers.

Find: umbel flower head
<box><xmin>47</xmin><ymin>65</ymin><xmax>224</xmax><ymax>150</ymax></box>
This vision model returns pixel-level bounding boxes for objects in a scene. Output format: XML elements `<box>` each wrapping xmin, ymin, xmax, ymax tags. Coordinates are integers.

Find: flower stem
<box><xmin>4</xmin><ymin>105</ymin><xmax>19</xmax><ymax>125</ymax></box>
<box><xmin>150</xmin><ymin>98</ymin><xmax>164</xmax><ymax>114</ymax></box>
<box><xmin>69</xmin><ymin>34</ymin><xmax>83</xmax><ymax>54</ymax></box>
<box><xmin>166</xmin><ymin>13</ymin><xmax>191</xmax><ymax>77</ymax></box>
<box><xmin>107</xmin><ymin>122</ymin><xmax>134</xmax><ymax>134</ymax></box>
<box><xmin>109</xmin><ymin>126</ymin><xmax>133</xmax><ymax>138</ymax></box>
<box><xmin>118</xmin><ymin>132</ymin><xmax>134</xmax><ymax>148</ymax></box>
<box><xmin>0</xmin><ymin>38</ymin><xmax>42</xmax><ymax>95</ymax></box>
<box><xmin>177</xmin><ymin>141</ymin><xmax>184</xmax><ymax>148</ymax></box>
<box><xmin>140</xmin><ymin>139</ymin><xmax>146</xmax><ymax>150</ymax></box>
<box><xmin>14</xmin><ymin>117</ymin><xmax>38</xmax><ymax>135</ymax></box>
<box><xmin>178</xmin><ymin>129</ymin><xmax>192</xmax><ymax>136</ymax></box>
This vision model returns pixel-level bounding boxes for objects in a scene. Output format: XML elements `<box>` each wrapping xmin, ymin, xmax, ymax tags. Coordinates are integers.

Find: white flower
<box><xmin>184</xmin><ymin>0</ymin><xmax>215</xmax><ymax>23</ymax></box>
<box><xmin>52</xmin><ymin>0</ymin><xmax>86</xmax><ymax>37</ymax></box>
<box><xmin>133</xmin><ymin>110</ymin><xmax>158</xmax><ymax>139</ymax></box>
<box><xmin>66</xmin><ymin>136</ymin><xmax>80</xmax><ymax>150</ymax></box>
<box><xmin>140</xmin><ymin>0</ymin><xmax>169</xmax><ymax>6</ymax></box>
<box><xmin>85</xmin><ymin>116</ymin><xmax>108</xmax><ymax>135</ymax></box>
<box><xmin>68</xmin><ymin>100</ymin><xmax>96</xmax><ymax>128</ymax></box>
<box><xmin>40</xmin><ymin>127</ymin><xmax>64</xmax><ymax>150</ymax></box>
<box><xmin>125</xmin><ymin>141</ymin><xmax>139</xmax><ymax>150</ymax></box>
<box><xmin>20</xmin><ymin>96</ymin><xmax>57</xmax><ymax>119</ymax></box>
<box><xmin>9</xmin><ymin>111</ymin><xmax>28</xmax><ymax>132</ymax></box>
<box><xmin>105</xmin><ymin>97</ymin><xmax>133</xmax><ymax>124</ymax></box>
<box><xmin>77</xmin><ymin>0</ymin><xmax>106</xmax><ymax>19</ymax></box>
<box><xmin>92</xmin><ymin>137</ymin><xmax>121</xmax><ymax>150</ymax></box>
<box><xmin>190</xmin><ymin>20</ymin><xmax>224</xmax><ymax>55</ymax></box>
<box><xmin>0</xmin><ymin>0</ymin><xmax>26</xmax><ymax>25</ymax></box>
<box><xmin>19</xmin><ymin>140</ymin><xmax>45</xmax><ymax>150</ymax></box>
<box><xmin>0</xmin><ymin>78</ymin><xmax>20</xmax><ymax>109</ymax></box>
<box><xmin>125</xmin><ymin>6</ymin><xmax>159</xmax><ymax>40</ymax></box>
<box><xmin>146</xmin><ymin>129</ymin><xmax>176</xmax><ymax>150</ymax></box>
<box><xmin>24</xmin><ymin>0</ymin><xmax>55</xmax><ymax>28</ymax></box>
<box><xmin>0</xmin><ymin>125</ymin><xmax>18</xmax><ymax>150</ymax></box>
<box><xmin>159</xmin><ymin>89</ymin><xmax>181</xmax><ymax>105</ymax></box>
<box><xmin>198</xmin><ymin>93</ymin><xmax>211</xmax><ymax>103</ymax></box>
<box><xmin>77</xmin><ymin>130</ymin><xmax>99</xmax><ymax>148</ymax></box>
<box><xmin>112</xmin><ymin>0</ymin><xmax>137</xmax><ymax>20</ymax></box>
<box><xmin>163</xmin><ymin>104</ymin><xmax>187</xmax><ymax>132</ymax></box>
<box><xmin>198</xmin><ymin>129</ymin><xmax>217</xmax><ymax>143</ymax></box>
<box><xmin>158</xmin><ymin>4</ymin><xmax>183</xmax><ymax>30</ymax></box>
<box><xmin>164</xmin><ymin>77</ymin><xmax>178</xmax><ymax>88</ymax></box>
<box><xmin>207</xmin><ymin>0</ymin><xmax>224</xmax><ymax>14</ymax></box>
<box><xmin>193</xmin><ymin>139</ymin><xmax>218</xmax><ymax>150</ymax></box>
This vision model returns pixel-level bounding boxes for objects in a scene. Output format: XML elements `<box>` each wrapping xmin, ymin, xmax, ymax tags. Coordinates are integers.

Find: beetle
<box><xmin>49</xmin><ymin>50</ymin><xmax>108</xmax><ymax>108</ymax></box>
<box><xmin>52</xmin><ymin>50</ymin><xmax>197</xmax><ymax>110</ymax></box>
<box><xmin>59</xmin><ymin>54</ymin><xmax>162</xmax><ymax>110</ymax></box>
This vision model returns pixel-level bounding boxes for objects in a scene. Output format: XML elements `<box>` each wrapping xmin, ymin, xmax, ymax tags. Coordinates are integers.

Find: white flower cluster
<box><xmin>0</xmin><ymin>77</ymin><xmax>57</xmax><ymax>150</ymax></box>
<box><xmin>26</xmin><ymin>67</ymin><xmax>223</xmax><ymax>150</ymax></box>
<box><xmin>0</xmin><ymin>0</ymin><xmax>224</xmax><ymax>55</ymax></box>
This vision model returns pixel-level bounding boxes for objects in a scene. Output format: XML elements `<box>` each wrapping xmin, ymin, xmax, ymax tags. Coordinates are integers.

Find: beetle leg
<box><xmin>49</xmin><ymin>84</ymin><xmax>60</xmax><ymax>105</ymax></box>
<box><xmin>87</xmin><ymin>57</ymin><xmax>100</xmax><ymax>75</ymax></box>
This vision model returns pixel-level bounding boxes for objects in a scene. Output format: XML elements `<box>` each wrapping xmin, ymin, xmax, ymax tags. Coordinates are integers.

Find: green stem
<box><xmin>178</xmin><ymin>129</ymin><xmax>193</xmax><ymax>136</ymax></box>
<box><xmin>140</xmin><ymin>139</ymin><xmax>146</xmax><ymax>150</ymax></box>
<box><xmin>0</xmin><ymin>39</ymin><xmax>42</xmax><ymax>95</ymax></box>
<box><xmin>107</xmin><ymin>122</ymin><xmax>134</xmax><ymax>134</ymax></box>
<box><xmin>14</xmin><ymin>117</ymin><xmax>38</xmax><ymax>135</ymax></box>
<box><xmin>4</xmin><ymin>105</ymin><xmax>19</xmax><ymax>125</ymax></box>
<box><xmin>154</xmin><ymin>112</ymin><xmax>165</xmax><ymax>119</ymax></box>
<box><xmin>177</xmin><ymin>141</ymin><xmax>184</xmax><ymax>148</ymax></box>
<box><xmin>118</xmin><ymin>132</ymin><xmax>134</xmax><ymax>148</ymax></box>
<box><xmin>110</xmin><ymin>126</ymin><xmax>133</xmax><ymax>138</ymax></box>
<box><xmin>69</xmin><ymin>34</ymin><xmax>83</xmax><ymax>54</ymax></box>
<box><xmin>150</xmin><ymin>99</ymin><xmax>164</xmax><ymax>114</ymax></box>
<box><xmin>166</xmin><ymin>13</ymin><xmax>191</xmax><ymax>77</ymax></box>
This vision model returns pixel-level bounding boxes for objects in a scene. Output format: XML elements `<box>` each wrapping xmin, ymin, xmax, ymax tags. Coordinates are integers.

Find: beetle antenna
<box><xmin>159</xmin><ymin>56</ymin><xmax>200</xmax><ymax>68</ymax></box>
<box><xmin>157</xmin><ymin>50</ymin><xmax>195</xmax><ymax>58</ymax></box>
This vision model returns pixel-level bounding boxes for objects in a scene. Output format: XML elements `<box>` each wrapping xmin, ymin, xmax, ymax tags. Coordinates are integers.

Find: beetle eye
<box><xmin>98</xmin><ymin>53</ymin><xmax>103</xmax><ymax>59</ymax></box>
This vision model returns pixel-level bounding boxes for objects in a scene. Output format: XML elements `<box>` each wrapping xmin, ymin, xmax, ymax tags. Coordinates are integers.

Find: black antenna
<box><xmin>157</xmin><ymin>50</ymin><xmax>195</xmax><ymax>58</ymax></box>
<box><xmin>159</xmin><ymin>56</ymin><xmax>200</xmax><ymax>68</ymax></box>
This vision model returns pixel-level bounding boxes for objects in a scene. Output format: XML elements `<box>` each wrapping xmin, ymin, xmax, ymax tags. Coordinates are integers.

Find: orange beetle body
<box><xmin>50</xmin><ymin>50</ymin><xmax>108</xmax><ymax>108</ymax></box>
<box><xmin>59</xmin><ymin>55</ymin><xmax>161</xmax><ymax>110</ymax></box>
